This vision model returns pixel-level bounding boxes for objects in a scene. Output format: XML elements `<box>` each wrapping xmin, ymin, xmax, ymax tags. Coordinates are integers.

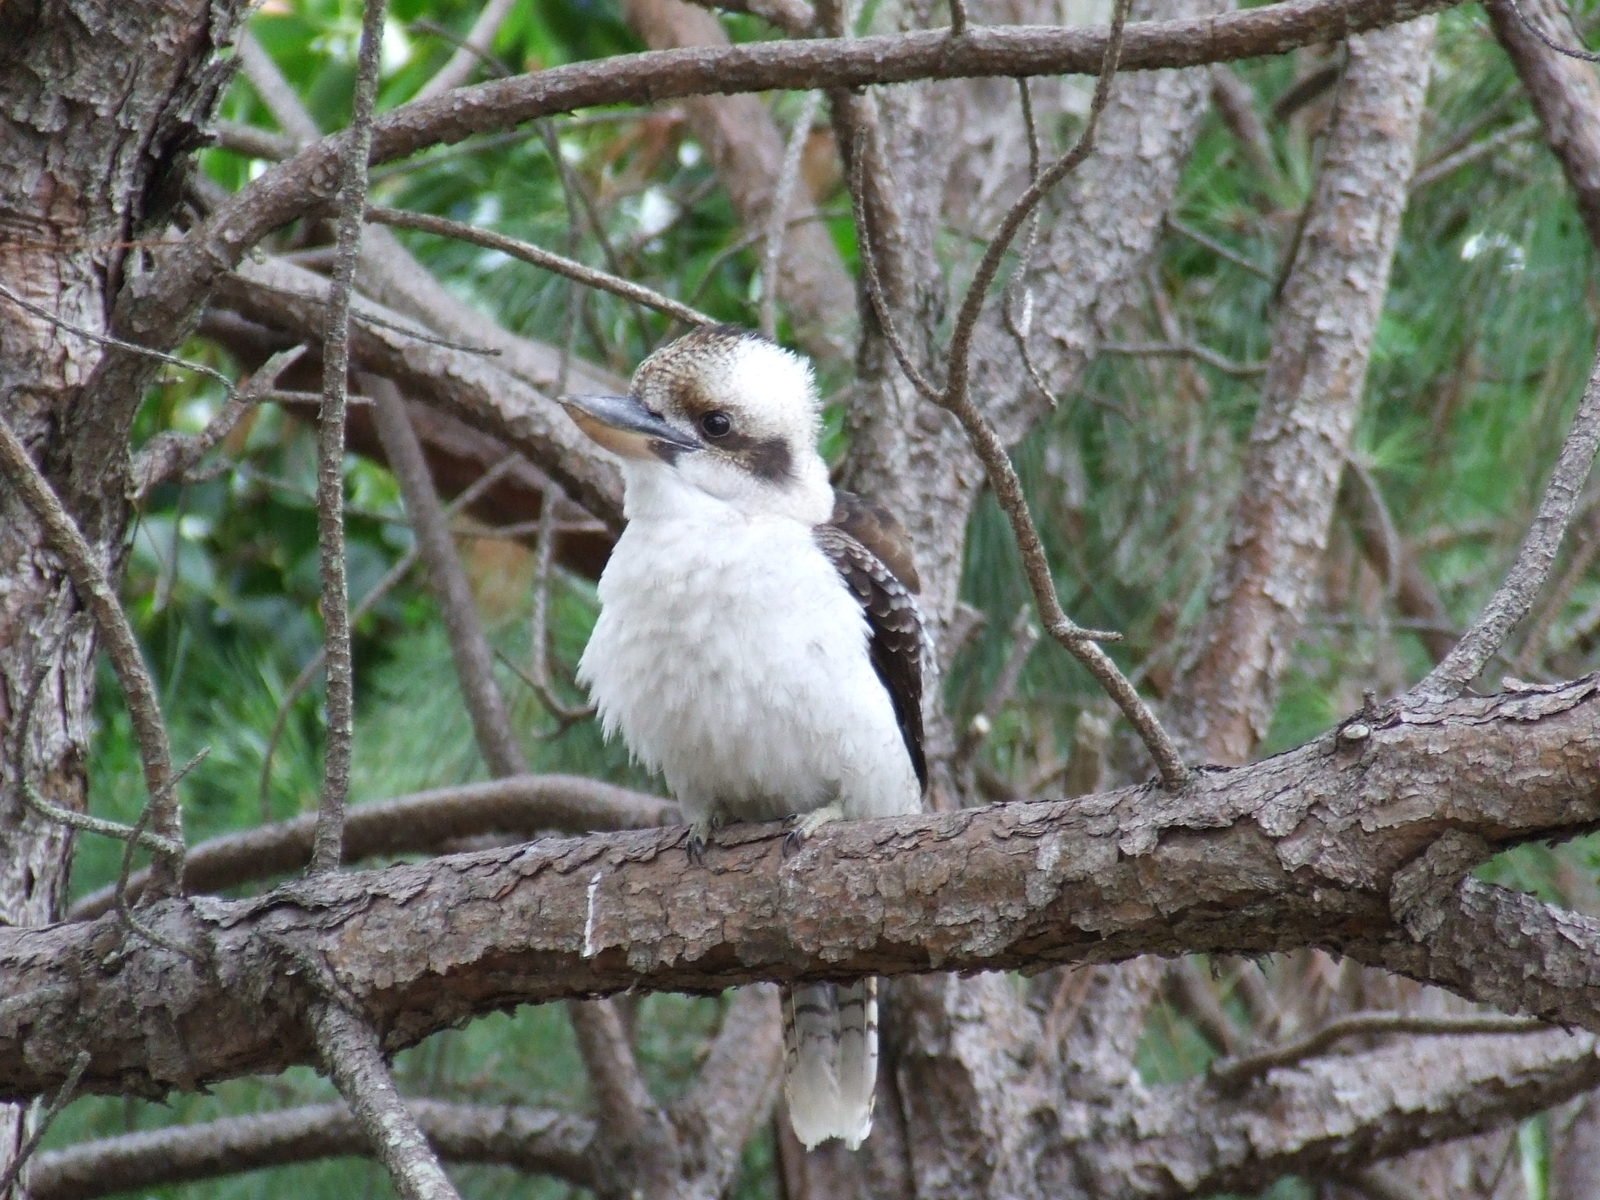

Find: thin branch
<box><xmin>518</xmin><ymin>496</ymin><xmax>596</xmax><ymax>729</ymax></box>
<box><xmin>566</xmin><ymin>1000</ymin><xmax>664</xmax><ymax>1145</ymax></box>
<box><xmin>0</xmin><ymin>415</ymin><xmax>185</xmax><ymax>894</ymax></box>
<box><xmin>72</xmin><ymin>774</ymin><xmax>674</xmax><ymax>919</ymax></box>
<box><xmin>370</xmin><ymin>379</ymin><xmax>529</xmax><ymax>777</ymax></box>
<box><xmin>1164</xmin><ymin>215</ymin><xmax>1275</xmax><ymax>281</ymax></box>
<box><xmin>130</xmin><ymin>346</ymin><xmax>305</xmax><ymax>500</ymax></box>
<box><xmin>0</xmin><ymin>279</ymin><xmax>240</xmax><ymax>399</ymax></box>
<box><xmin>941</xmin><ymin>0</ymin><xmax>1132</xmax><ymax>407</ymax></box>
<box><xmin>1099</xmin><ymin>339</ymin><xmax>1267</xmax><ymax>377</ymax></box>
<box><xmin>310</xmin><ymin>0</ymin><xmax>389</xmax><ymax>875</ymax></box>
<box><xmin>1414</xmin><ymin>342</ymin><xmax>1600</xmax><ymax>699</ymax></box>
<box><xmin>29</xmin><ymin>1100</ymin><xmax>595</xmax><ymax>1200</ymax></box>
<box><xmin>1210</xmin><ymin>1011</ymin><xmax>1549</xmax><ymax>1087</ymax></box>
<box><xmin>955</xmin><ymin>607</ymin><xmax>1040</xmax><ymax>766</ymax></box>
<box><xmin>367</xmin><ymin>206</ymin><xmax>715</xmax><ymax>328</ymax></box>
<box><xmin>0</xmin><ymin>1050</ymin><xmax>89</xmax><ymax>1199</ymax></box>
<box><xmin>759</xmin><ymin>90</ymin><xmax>823</xmax><ymax>339</ymax></box>
<box><xmin>308</xmin><ymin>1002</ymin><xmax>461</xmax><ymax>1200</ymax></box>
<box><xmin>255</xmin><ymin>456</ymin><xmax>521</xmax><ymax>817</ymax></box>
<box><xmin>900</xmin><ymin>0</ymin><xmax>1186</xmax><ymax>789</ymax></box>
<box><xmin>1504</xmin><ymin>0</ymin><xmax>1600</xmax><ymax>61</ymax></box>
<box><xmin>847</xmin><ymin>136</ymin><xmax>942</xmax><ymax>401</ymax></box>
<box><xmin>413</xmin><ymin>0</ymin><xmax>519</xmax><ymax>102</ymax></box>
<box><xmin>1410</xmin><ymin>116</ymin><xmax>1539</xmax><ymax>190</ymax></box>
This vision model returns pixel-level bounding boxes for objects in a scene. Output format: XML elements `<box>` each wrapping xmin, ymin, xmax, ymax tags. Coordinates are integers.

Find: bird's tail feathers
<box><xmin>781</xmin><ymin>979</ymin><xmax>878</xmax><ymax>1151</ymax></box>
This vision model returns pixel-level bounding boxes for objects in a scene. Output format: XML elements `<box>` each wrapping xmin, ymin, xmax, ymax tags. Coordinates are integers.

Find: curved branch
<box><xmin>119</xmin><ymin>0</ymin><xmax>1462</xmax><ymax>384</ymax></box>
<box><xmin>29</xmin><ymin>1100</ymin><xmax>595</xmax><ymax>1200</ymax></box>
<box><xmin>8</xmin><ymin>677</ymin><xmax>1600</xmax><ymax>1100</ymax></box>
<box><xmin>69</xmin><ymin>774</ymin><xmax>675</xmax><ymax>919</ymax></box>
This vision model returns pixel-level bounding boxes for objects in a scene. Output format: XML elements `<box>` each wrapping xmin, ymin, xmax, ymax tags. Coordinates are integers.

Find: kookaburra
<box><xmin>562</xmin><ymin>325</ymin><xmax>927</xmax><ymax>1151</ymax></box>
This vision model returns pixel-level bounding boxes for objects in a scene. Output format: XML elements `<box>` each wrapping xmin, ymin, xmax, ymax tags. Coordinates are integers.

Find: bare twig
<box><xmin>0</xmin><ymin>415</ymin><xmax>186</xmax><ymax>893</ymax></box>
<box><xmin>847</xmin><ymin>133</ymin><xmax>942</xmax><ymax>400</ymax></box>
<box><xmin>955</xmin><ymin>607</ymin><xmax>1040</xmax><ymax>766</ymax></box>
<box><xmin>414</xmin><ymin>0</ymin><xmax>519</xmax><ymax>101</ymax></box>
<box><xmin>310</xmin><ymin>0</ymin><xmax>389</xmax><ymax>875</ymax></box>
<box><xmin>0</xmin><ymin>1050</ymin><xmax>89</xmax><ymax>1199</ymax></box>
<box><xmin>1001</xmin><ymin>77</ymin><xmax>1059</xmax><ymax>406</ymax></box>
<box><xmin>892</xmin><ymin>0</ymin><xmax>1186</xmax><ymax>789</ymax></box>
<box><xmin>370</xmin><ymin>378</ymin><xmax>529</xmax><ymax>777</ymax></box>
<box><xmin>0</xmin><ymin>279</ymin><xmax>240</xmax><ymax>399</ymax></box>
<box><xmin>759</xmin><ymin>90</ymin><xmax>823</xmax><ymax>338</ymax></box>
<box><xmin>1415</xmin><ymin>345</ymin><xmax>1600</xmax><ymax>699</ymax></box>
<box><xmin>130</xmin><ymin>346</ymin><xmax>305</xmax><ymax>499</ymax></box>
<box><xmin>1210</xmin><ymin>1011</ymin><xmax>1549</xmax><ymax>1087</ymax></box>
<box><xmin>1099</xmin><ymin>340</ymin><xmax>1267</xmax><ymax>377</ymax></box>
<box><xmin>368</xmin><ymin>206</ymin><xmax>715</xmax><ymax>327</ymax></box>
<box><xmin>1165</xmin><ymin>216</ymin><xmax>1275</xmax><ymax>281</ymax></box>
<box><xmin>518</xmin><ymin>497</ymin><xmax>596</xmax><ymax>729</ymax></box>
<box><xmin>309</xmin><ymin>1001</ymin><xmax>462</xmax><ymax>1200</ymax></box>
<box><xmin>1504</xmin><ymin>0</ymin><xmax>1600</xmax><ymax>61</ymax></box>
<box><xmin>941</xmin><ymin>0</ymin><xmax>1131</xmax><ymax>407</ymax></box>
<box><xmin>1410</xmin><ymin>116</ymin><xmax>1539</xmax><ymax>190</ymax></box>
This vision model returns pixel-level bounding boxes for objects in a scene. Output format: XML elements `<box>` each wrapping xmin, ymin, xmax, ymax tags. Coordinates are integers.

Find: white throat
<box><xmin>620</xmin><ymin>452</ymin><xmax>834</xmax><ymax>526</ymax></box>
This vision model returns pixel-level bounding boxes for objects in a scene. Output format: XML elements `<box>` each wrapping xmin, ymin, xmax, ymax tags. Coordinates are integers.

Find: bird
<box><xmin>561</xmin><ymin>324</ymin><xmax>927</xmax><ymax>1151</ymax></box>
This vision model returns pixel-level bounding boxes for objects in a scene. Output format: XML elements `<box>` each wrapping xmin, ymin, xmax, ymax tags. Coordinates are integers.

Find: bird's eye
<box><xmin>700</xmin><ymin>411</ymin><xmax>733</xmax><ymax>439</ymax></box>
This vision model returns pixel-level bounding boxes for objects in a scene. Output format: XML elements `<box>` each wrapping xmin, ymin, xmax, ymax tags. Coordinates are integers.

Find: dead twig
<box><xmin>310</xmin><ymin>0</ymin><xmax>388</xmax><ymax>875</ymax></box>
<box><xmin>0</xmin><ymin>1050</ymin><xmax>90</xmax><ymax>1199</ymax></box>
<box><xmin>1415</xmin><ymin>345</ymin><xmax>1600</xmax><ymax>699</ymax></box>
<box><xmin>759</xmin><ymin>90</ymin><xmax>824</xmax><ymax>338</ymax></box>
<box><xmin>0</xmin><ymin>416</ymin><xmax>186</xmax><ymax>893</ymax></box>
<box><xmin>309</xmin><ymin>1001</ymin><xmax>462</xmax><ymax>1200</ymax></box>
<box><xmin>368</xmin><ymin>207</ymin><xmax>714</xmax><ymax>328</ymax></box>
<box><xmin>130</xmin><ymin>347</ymin><xmax>305</xmax><ymax>500</ymax></box>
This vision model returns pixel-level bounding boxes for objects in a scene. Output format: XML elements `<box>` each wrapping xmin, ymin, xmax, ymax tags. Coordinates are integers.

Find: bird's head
<box><xmin>561</xmin><ymin>326</ymin><xmax>832</xmax><ymax>523</ymax></box>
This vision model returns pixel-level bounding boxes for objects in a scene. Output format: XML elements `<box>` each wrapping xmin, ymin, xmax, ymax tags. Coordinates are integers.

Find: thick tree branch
<box><xmin>214</xmin><ymin>255</ymin><xmax>627</xmax><ymax>528</ymax></box>
<box><xmin>1093</xmin><ymin>1029</ymin><xmax>1600</xmax><ymax>1197</ymax></box>
<box><xmin>1175</xmin><ymin>17</ymin><xmax>1435</xmax><ymax>763</ymax></box>
<box><xmin>119</xmin><ymin>0</ymin><xmax>1461</xmax><ymax>394</ymax></box>
<box><xmin>1489</xmin><ymin>0</ymin><xmax>1600</xmax><ymax>246</ymax></box>
<box><xmin>29</xmin><ymin>1100</ymin><xmax>595</xmax><ymax>1200</ymax></box>
<box><xmin>7</xmin><ymin>677</ymin><xmax>1600</xmax><ymax>1100</ymax></box>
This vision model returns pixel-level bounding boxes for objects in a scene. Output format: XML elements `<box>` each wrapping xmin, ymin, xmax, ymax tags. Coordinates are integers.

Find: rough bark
<box><xmin>1488</xmin><ymin>0</ymin><xmax>1600</xmax><ymax>249</ymax></box>
<box><xmin>1175</xmin><ymin>17</ymin><xmax>1436</xmax><ymax>764</ymax></box>
<box><xmin>6</xmin><ymin>677</ymin><xmax>1600</xmax><ymax>1103</ymax></box>
<box><xmin>0</xmin><ymin>0</ymin><xmax>249</xmax><ymax>1186</ymax></box>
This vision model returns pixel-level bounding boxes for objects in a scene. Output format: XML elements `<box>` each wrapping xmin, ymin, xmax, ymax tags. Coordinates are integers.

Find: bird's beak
<box><xmin>560</xmin><ymin>394</ymin><xmax>703</xmax><ymax>463</ymax></box>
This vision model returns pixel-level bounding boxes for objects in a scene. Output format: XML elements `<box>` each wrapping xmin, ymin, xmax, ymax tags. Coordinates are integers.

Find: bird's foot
<box><xmin>783</xmin><ymin>802</ymin><xmax>844</xmax><ymax>858</ymax></box>
<box><xmin>686</xmin><ymin>814</ymin><xmax>723</xmax><ymax>865</ymax></box>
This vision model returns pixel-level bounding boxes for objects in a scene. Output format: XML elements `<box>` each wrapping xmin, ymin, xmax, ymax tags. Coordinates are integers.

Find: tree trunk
<box><xmin>0</xmin><ymin>0</ymin><xmax>247</xmax><ymax>1187</ymax></box>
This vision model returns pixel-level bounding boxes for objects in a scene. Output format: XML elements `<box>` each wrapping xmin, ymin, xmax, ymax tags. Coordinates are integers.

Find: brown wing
<box><xmin>815</xmin><ymin>491</ymin><xmax>927</xmax><ymax>793</ymax></box>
